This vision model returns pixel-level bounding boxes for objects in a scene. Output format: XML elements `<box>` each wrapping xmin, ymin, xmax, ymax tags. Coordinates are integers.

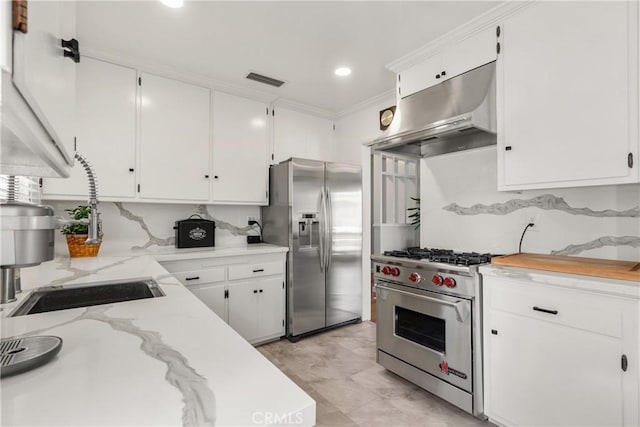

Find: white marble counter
<box><xmin>99</xmin><ymin>242</ymin><xmax>289</xmax><ymax>262</ymax></box>
<box><xmin>480</xmin><ymin>264</ymin><xmax>640</xmax><ymax>299</ymax></box>
<box><xmin>0</xmin><ymin>255</ymin><xmax>315</xmax><ymax>426</ymax></box>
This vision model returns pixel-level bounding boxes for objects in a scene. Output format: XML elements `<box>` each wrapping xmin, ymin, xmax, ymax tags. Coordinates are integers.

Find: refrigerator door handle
<box><xmin>325</xmin><ymin>186</ymin><xmax>333</xmax><ymax>270</ymax></box>
<box><xmin>318</xmin><ymin>188</ymin><xmax>325</xmax><ymax>273</ymax></box>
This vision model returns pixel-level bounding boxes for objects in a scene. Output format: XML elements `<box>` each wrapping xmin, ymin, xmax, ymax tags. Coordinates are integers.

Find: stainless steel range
<box><xmin>372</xmin><ymin>247</ymin><xmax>496</xmax><ymax>418</ymax></box>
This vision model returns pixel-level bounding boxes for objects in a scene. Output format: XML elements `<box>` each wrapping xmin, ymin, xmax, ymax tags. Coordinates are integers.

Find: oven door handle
<box><xmin>375</xmin><ymin>284</ymin><xmax>470</xmax><ymax>323</ymax></box>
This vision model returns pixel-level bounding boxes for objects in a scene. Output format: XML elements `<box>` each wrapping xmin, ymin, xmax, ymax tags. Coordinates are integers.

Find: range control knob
<box><xmin>382</xmin><ymin>266</ymin><xmax>391</xmax><ymax>275</ymax></box>
<box><xmin>432</xmin><ymin>274</ymin><xmax>444</xmax><ymax>286</ymax></box>
<box><xmin>444</xmin><ymin>277</ymin><xmax>457</xmax><ymax>288</ymax></box>
<box><xmin>390</xmin><ymin>267</ymin><xmax>400</xmax><ymax>277</ymax></box>
<box><xmin>409</xmin><ymin>272</ymin><xmax>421</xmax><ymax>283</ymax></box>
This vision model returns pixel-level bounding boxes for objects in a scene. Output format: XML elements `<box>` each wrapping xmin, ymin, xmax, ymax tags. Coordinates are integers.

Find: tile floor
<box><xmin>258</xmin><ymin>322</ymin><xmax>489</xmax><ymax>427</ymax></box>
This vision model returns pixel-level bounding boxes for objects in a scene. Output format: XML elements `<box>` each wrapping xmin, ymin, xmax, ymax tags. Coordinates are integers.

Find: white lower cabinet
<box><xmin>189</xmin><ymin>283</ymin><xmax>227</xmax><ymax>322</ymax></box>
<box><xmin>160</xmin><ymin>251</ymin><xmax>286</xmax><ymax>345</ymax></box>
<box><xmin>482</xmin><ymin>270</ymin><xmax>639</xmax><ymax>427</ymax></box>
<box><xmin>228</xmin><ymin>277</ymin><xmax>285</xmax><ymax>344</ymax></box>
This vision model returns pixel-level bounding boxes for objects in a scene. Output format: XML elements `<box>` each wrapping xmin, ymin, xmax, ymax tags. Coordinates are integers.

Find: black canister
<box><xmin>174</xmin><ymin>215</ymin><xmax>215</xmax><ymax>248</ymax></box>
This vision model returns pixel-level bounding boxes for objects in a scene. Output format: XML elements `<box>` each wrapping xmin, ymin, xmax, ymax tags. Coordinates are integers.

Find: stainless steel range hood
<box><xmin>370</xmin><ymin>61</ymin><xmax>496</xmax><ymax>158</ymax></box>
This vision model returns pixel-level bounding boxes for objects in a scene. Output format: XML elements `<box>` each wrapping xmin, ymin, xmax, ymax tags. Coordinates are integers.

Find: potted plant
<box><xmin>60</xmin><ymin>205</ymin><xmax>103</xmax><ymax>258</ymax></box>
<box><xmin>407</xmin><ymin>197</ymin><xmax>420</xmax><ymax>229</ymax></box>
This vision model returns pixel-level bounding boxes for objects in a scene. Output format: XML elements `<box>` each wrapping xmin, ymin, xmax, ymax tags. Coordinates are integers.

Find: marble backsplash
<box><xmin>420</xmin><ymin>147</ymin><xmax>640</xmax><ymax>262</ymax></box>
<box><xmin>46</xmin><ymin>201</ymin><xmax>261</xmax><ymax>256</ymax></box>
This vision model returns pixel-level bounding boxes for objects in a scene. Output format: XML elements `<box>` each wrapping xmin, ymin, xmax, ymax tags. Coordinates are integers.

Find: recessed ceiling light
<box><xmin>160</xmin><ymin>0</ymin><xmax>184</xmax><ymax>8</ymax></box>
<box><xmin>335</xmin><ymin>67</ymin><xmax>352</xmax><ymax>77</ymax></box>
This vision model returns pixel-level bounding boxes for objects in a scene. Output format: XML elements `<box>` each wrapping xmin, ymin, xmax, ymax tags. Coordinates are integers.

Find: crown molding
<box><xmin>270</xmin><ymin>98</ymin><xmax>336</xmax><ymax>120</ymax></box>
<box><xmin>335</xmin><ymin>90</ymin><xmax>396</xmax><ymax>119</ymax></box>
<box><xmin>83</xmin><ymin>47</ymin><xmax>343</xmax><ymax>120</ymax></box>
<box><xmin>386</xmin><ymin>0</ymin><xmax>534</xmax><ymax>73</ymax></box>
<box><xmin>82</xmin><ymin>47</ymin><xmax>280</xmax><ymax>104</ymax></box>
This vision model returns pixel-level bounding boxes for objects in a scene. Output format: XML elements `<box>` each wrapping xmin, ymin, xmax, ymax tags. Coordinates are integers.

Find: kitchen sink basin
<box><xmin>11</xmin><ymin>279</ymin><xmax>165</xmax><ymax>317</ymax></box>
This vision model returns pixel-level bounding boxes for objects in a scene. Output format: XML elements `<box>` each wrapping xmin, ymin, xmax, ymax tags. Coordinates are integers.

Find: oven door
<box><xmin>375</xmin><ymin>280</ymin><xmax>472</xmax><ymax>392</ymax></box>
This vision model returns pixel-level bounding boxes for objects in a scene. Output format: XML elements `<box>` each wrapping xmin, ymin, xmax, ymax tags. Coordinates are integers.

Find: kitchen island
<box><xmin>0</xmin><ymin>251</ymin><xmax>315</xmax><ymax>426</ymax></box>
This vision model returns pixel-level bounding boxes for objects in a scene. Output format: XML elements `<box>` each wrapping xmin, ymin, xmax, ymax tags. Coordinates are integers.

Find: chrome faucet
<box><xmin>73</xmin><ymin>153</ymin><xmax>101</xmax><ymax>244</ymax></box>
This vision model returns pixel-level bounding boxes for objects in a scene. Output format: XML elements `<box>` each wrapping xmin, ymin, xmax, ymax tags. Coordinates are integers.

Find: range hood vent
<box><xmin>246</xmin><ymin>72</ymin><xmax>286</xmax><ymax>88</ymax></box>
<box><xmin>370</xmin><ymin>61</ymin><xmax>496</xmax><ymax>158</ymax></box>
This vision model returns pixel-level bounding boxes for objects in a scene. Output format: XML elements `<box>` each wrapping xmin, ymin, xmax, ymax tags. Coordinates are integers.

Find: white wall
<box><xmin>420</xmin><ymin>147</ymin><xmax>640</xmax><ymax>261</ymax></box>
<box><xmin>334</xmin><ymin>94</ymin><xmax>396</xmax><ymax>165</ymax></box>
<box><xmin>47</xmin><ymin>200</ymin><xmax>260</xmax><ymax>257</ymax></box>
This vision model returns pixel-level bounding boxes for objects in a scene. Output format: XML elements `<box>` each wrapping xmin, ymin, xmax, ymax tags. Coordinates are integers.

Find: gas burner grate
<box><xmin>383</xmin><ymin>247</ymin><xmax>497</xmax><ymax>266</ymax></box>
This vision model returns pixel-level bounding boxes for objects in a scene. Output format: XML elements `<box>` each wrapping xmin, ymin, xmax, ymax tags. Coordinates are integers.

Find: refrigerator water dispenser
<box><xmin>298</xmin><ymin>213</ymin><xmax>319</xmax><ymax>248</ymax></box>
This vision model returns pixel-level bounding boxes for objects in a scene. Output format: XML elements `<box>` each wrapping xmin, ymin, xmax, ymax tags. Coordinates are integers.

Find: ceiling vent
<box><xmin>246</xmin><ymin>72</ymin><xmax>286</xmax><ymax>88</ymax></box>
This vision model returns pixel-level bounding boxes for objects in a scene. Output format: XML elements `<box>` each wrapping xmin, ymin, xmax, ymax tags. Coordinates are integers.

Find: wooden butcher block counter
<box><xmin>491</xmin><ymin>253</ymin><xmax>640</xmax><ymax>282</ymax></box>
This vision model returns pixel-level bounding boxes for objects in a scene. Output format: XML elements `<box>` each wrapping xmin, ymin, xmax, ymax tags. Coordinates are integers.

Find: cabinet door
<box><xmin>398</xmin><ymin>52</ymin><xmax>443</xmax><ymax>98</ymax></box>
<box><xmin>272</xmin><ymin>108</ymin><xmax>335</xmax><ymax>164</ymax></box>
<box><xmin>139</xmin><ymin>73</ymin><xmax>210</xmax><ymax>201</ymax></box>
<box><xmin>12</xmin><ymin>0</ymin><xmax>76</xmax><ymax>163</ymax></box>
<box><xmin>498</xmin><ymin>1</ymin><xmax>638</xmax><ymax>189</ymax></box>
<box><xmin>272</xmin><ymin>108</ymin><xmax>308</xmax><ymax>164</ymax></box>
<box><xmin>228</xmin><ymin>281</ymin><xmax>259</xmax><ymax>342</ymax></box>
<box><xmin>257</xmin><ymin>277</ymin><xmax>285</xmax><ymax>339</ymax></box>
<box><xmin>487</xmin><ymin>310</ymin><xmax>624</xmax><ymax>427</ymax></box>
<box><xmin>43</xmin><ymin>58</ymin><xmax>137</xmax><ymax>198</ymax></box>
<box><xmin>189</xmin><ymin>283</ymin><xmax>227</xmax><ymax>322</ymax></box>
<box><xmin>304</xmin><ymin>115</ymin><xmax>335</xmax><ymax>163</ymax></box>
<box><xmin>212</xmin><ymin>92</ymin><xmax>268</xmax><ymax>204</ymax></box>
<box><xmin>442</xmin><ymin>26</ymin><xmax>496</xmax><ymax>81</ymax></box>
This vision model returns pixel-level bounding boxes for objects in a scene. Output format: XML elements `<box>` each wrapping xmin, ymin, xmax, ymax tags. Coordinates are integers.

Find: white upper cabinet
<box><xmin>497</xmin><ymin>1</ymin><xmax>639</xmax><ymax>190</ymax></box>
<box><xmin>399</xmin><ymin>26</ymin><xmax>496</xmax><ymax>98</ymax></box>
<box><xmin>398</xmin><ymin>52</ymin><xmax>444</xmax><ymax>98</ymax></box>
<box><xmin>211</xmin><ymin>92</ymin><xmax>269</xmax><ymax>205</ymax></box>
<box><xmin>11</xmin><ymin>0</ymin><xmax>77</xmax><ymax>164</ymax></box>
<box><xmin>43</xmin><ymin>57</ymin><xmax>137</xmax><ymax>199</ymax></box>
<box><xmin>272</xmin><ymin>107</ymin><xmax>335</xmax><ymax>164</ymax></box>
<box><xmin>138</xmin><ymin>73</ymin><xmax>211</xmax><ymax>201</ymax></box>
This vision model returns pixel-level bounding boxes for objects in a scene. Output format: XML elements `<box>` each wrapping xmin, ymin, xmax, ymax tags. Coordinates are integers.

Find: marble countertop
<box><xmin>0</xmin><ymin>254</ymin><xmax>315</xmax><ymax>426</ymax></box>
<box><xmin>480</xmin><ymin>263</ymin><xmax>640</xmax><ymax>299</ymax></box>
<box><xmin>99</xmin><ymin>242</ymin><xmax>290</xmax><ymax>261</ymax></box>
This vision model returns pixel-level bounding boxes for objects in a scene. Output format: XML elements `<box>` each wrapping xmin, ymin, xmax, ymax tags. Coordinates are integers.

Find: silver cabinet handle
<box><xmin>374</xmin><ymin>284</ymin><xmax>470</xmax><ymax>322</ymax></box>
<box><xmin>318</xmin><ymin>189</ymin><xmax>325</xmax><ymax>273</ymax></box>
<box><xmin>325</xmin><ymin>186</ymin><xmax>333</xmax><ymax>271</ymax></box>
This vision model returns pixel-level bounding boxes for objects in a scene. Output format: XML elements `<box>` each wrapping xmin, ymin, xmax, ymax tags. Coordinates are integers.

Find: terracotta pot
<box><xmin>65</xmin><ymin>233</ymin><xmax>103</xmax><ymax>258</ymax></box>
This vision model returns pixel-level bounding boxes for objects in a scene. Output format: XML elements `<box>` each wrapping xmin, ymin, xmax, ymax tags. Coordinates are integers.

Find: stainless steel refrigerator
<box><xmin>262</xmin><ymin>158</ymin><xmax>362</xmax><ymax>339</ymax></box>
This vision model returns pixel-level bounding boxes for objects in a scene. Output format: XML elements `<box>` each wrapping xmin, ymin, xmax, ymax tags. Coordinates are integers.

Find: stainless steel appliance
<box><xmin>1</xmin><ymin>154</ymin><xmax>101</xmax><ymax>304</ymax></box>
<box><xmin>372</xmin><ymin>247</ymin><xmax>495</xmax><ymax>418</ymax></box>
<box><xmin>262</xmin><ymin>158</ymin><xmax>362</xmax><ymax>339</ymax></box>
<box><xmin>369</xmin><ymin>61</ymin><xmax>496</xmax><ymax>158</ymax></box>
<box><xmin>0</xmin><ymin>202</ymin><xmax>55</xmax><ymax>303</ymax></box>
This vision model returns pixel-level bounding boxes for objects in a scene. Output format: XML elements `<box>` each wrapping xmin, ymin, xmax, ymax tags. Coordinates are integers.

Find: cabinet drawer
<box><xmin>228</xmin><ymin>262</ymin><xmax>283</xmax><ymax>280</ymax></box>
<box><xmin>486</xmin><ymin>277</ymin><xmax>623</xmax><ymax>337</ymax></box>
<box><xmin>174</xmin><ymin>268</ymin><xmax>226</xmax><ymax>286</ymax></box>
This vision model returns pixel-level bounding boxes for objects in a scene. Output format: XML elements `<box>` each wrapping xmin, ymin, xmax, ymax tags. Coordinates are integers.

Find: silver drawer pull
<box><xmin>533</xmin><ymin>306</ymin><xmax>558</xmax><ymax>315</ymax></box>
<box><xmin>252</xmin><ymin>269</ymin><xmax>264</xmax><ymax>273</ymax></box>
<box><xmin>185</xmin><ymin>276</ymin><xmax>200</xmax><ymax>281</ymax></box>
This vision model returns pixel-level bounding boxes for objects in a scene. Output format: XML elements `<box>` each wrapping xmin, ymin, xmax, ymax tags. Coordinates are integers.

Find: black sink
<box><xmin>11</xmin><ymin>279</ymin><xmax>165</xmax><ymax>316</ymax></box>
